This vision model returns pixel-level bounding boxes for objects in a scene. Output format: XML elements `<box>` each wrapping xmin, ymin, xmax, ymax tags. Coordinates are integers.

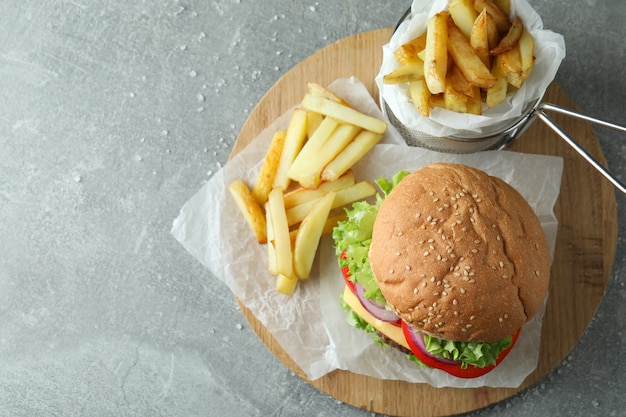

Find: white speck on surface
<box><xmin>179</xmin><ymin>44</ymin><xmax>187</xmax><ymax>51</ymax></box>
<box><xmin>189</xmin><ymin>70</ymin><xmax>197</xmax><ymax>77</ymax></box>
<box><xmin>197</xmin><ymin>93</ymin><xmax>205</xmax><ymax>102</ymax></box>
<box><xmin>198</xmin><ymin>32</ymin><xmax>206</xmax><ymax>41</ymax></box>
<box><xmin>74</xmin><ymin>175</ymin><xmax>82</xmax><ymax>183</ymax></box>
<box><xmin>235</xmin><ymin>323</ymin><xmax>242</xmax><ymax>330</ymax></box>
<box><xmin>161</xmin><ymin>130</ymin><xmax>169</xmax><ymax>136</ymax></box>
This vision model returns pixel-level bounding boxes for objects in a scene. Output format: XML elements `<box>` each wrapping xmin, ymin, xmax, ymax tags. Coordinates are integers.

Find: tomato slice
<box><xmin>401</xmin><ymin>321</ymin><xmax>521</xmax><ymax>378</ymax></box>
<box><xmin>340</xmin><ymin>250</ymin><xmax>357</xmax><ymax>295</ymax></box>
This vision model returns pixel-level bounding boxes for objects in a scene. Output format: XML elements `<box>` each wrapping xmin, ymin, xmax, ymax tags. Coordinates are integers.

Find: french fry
<box><xmin>447</xmin><ymin>18</ymin><xmax>497</xmax><ymax>89</ymax></box>
<box><xmin>265</xmin><ymin>201</ymin><xmax>277</xmax><ymax>274</ymax></box>
<box><xmin>473</xmin><ymin>0</ymin><xmax>511</xmax><ymax>34</ymax></box>
<box><xmin>292</xmin><ymin>123</ymin><xmax>361</xmax><ymax>189</ymax></box>
<box><xmin>497</xmin><ymin>43</ymin><xmax>525</xmax><ymax>88</ymax></box>
<box><xmin>284</xmin><ymin>171</ymin><xmax>355</xmax><ymax>209</ymax></box>
<box><xmin>301</xmin><ymin>93</ymin><xmax>387</xmax><ymax>134</ymax></box>
<box><xmin>306</xmin><ymin>110</ymin><xmax>324</xmax><ymax>138</ymax></box>
<box><xmin>394</xmin><ymin>32</ymin><xmax>427</xmax><ymax>64</ymax></box>
<box><xmin>288</xmin><ymin>117</ymin><xmax>339</xmax><ymax>181</ymax></box>
<box><xmin>286</xmin><ymin>181</ymin><xmax>376</xmax><ymax>227</ymax></box>
<box><xmin>518</xmin><ymin>27</ymin><xmax>536</xmax><ymax>75</ymax></box>
<box><xmin>251</xmin><ymin>130</ymin><xmax>286</xmax><ymax>206</ymax></box>
<box><xmin>293</xmin><ymin>191</ymin><xmax>336</xmax><ymax>279</ymax></box>
<box><xmin>276</xmin><ymin>274</ymin><xmax>298</xmax><ymax>295</ymax></box>
<box><xmin>423</xmin><ymin>11</ymin><xmax>449</xmax><ymax>94</ymax></box>
<box><xmin>272</xmin><ymin>109</ymin><xmax>308</xmax><ymax>190</ymax></box>
<box><xmin>408</xmin><ymin>78</ymin><xmax>432</xmax><ymax>117</ymax></box>
<box><xmin>444</xmin><ymin>83</ymin><xmax>468</xmax><ymax>113</ymax></box>
<box><xmin>429</xmin><ymin>93</ymin><xmax>446</xmax><ymax>109</ymax></box>
<box><xmin>321</xmin><ymin>130</ymin><xmax>383</xmax><ymax>181</ymax></box>
<box><xmin>493</xmin><ymin>0</ymin><xmax>511</xmax><ymax>17</ymax></box>
<box><xmin>448</xmin><ymin>65</ymin><xmax>477</xmax><ymax>99</ymax></box>
<box><xmin>306</xmin><ymin>82</ymin><xmax>351</xmax><ymax>106</ymax></box>
<box><xmin>383</xmin><ymin>59</ymin><xmax>425</xmax><ymax>84</ymax></box>
<box><xmin>490</xmin><ymin>16</ymin><xmax>524</xmax><ymax>56</ymax></box>
<box><xmin>448</xmin><ymin>0</ymin><xmax>478</xmax><ymax>39</ymax></box>
<box><xmin>486</xmin><ymin>60</ymin><xmax>508</xmax><ymax>108</ymax></box>
<box><xmin>470</xmin><ymin>9</ymin><xmax>492</xmax><ymax>68</ymax></box>
<box><xmin>267</xmin><ymin>187</ymin><xmax>292</xmax><ymax>278</ymax></box>
<box><xmin>228</xmin><ymin>179</ymin><xmax>267</xmax><ymax>244</ymax></box>
<box><xmin>466</xmin><ymin>87</ymin><xmax>483</xmax><ymax>115</ymax></box>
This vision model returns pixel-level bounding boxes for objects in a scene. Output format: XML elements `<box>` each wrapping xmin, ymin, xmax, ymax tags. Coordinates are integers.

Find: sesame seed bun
<box><xmin>369</xmin><ymin>163</ymin><xmax>551</xmax><ymax>343</ymax></box>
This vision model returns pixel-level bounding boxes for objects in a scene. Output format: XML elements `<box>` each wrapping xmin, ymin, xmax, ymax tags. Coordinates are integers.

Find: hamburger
<box><xmin>333</xmin><ymin>163</ymin><xmax>550</xmax><ymax>378</ymax></box>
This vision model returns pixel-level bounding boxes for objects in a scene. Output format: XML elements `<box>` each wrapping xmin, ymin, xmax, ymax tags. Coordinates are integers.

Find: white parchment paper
<box><xmin>171</xmin><ymin>77</ymin><xmax>564</xmax><ymax>388</ymax></box>
<box><xmin>376</xmin><ymin>0</ymin><xmax>567</xmax><ymax>137</ymax></box>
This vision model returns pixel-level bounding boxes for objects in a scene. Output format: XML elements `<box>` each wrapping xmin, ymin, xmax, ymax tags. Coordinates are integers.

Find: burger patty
<box><xmin>377</xmin><ymin>330</ymin><xmax>413</xmax><ymax>356</ymax></box>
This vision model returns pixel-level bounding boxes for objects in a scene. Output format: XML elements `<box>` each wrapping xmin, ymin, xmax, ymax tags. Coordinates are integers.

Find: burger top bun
<box><xmin>369</xmin><ymin>163</ymin><xmax>551</xmax><ymax>343</ymax></box>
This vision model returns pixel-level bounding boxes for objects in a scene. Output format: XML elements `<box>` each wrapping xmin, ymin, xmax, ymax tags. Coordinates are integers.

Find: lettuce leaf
<box><xmin>423</xmin><ymin>333</ymin><xmax>513</xmax><ymax>369</ymax></box>
<box><xmin>332</xmin><ymin>170</ymin><xmax>410</xmax><ymax>305</ymax></box>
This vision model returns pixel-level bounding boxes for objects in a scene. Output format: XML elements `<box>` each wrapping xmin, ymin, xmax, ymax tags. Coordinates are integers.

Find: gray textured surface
<box><xmin>1</xmin><ymin>1</ymin><xmax>625</xmax><ymax>416</ymax></box>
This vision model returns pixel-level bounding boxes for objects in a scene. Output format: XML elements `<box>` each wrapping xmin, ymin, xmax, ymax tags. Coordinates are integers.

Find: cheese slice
<box><xmin>342</xmin><ymin>285</ymin><xmax>410</xmax><ymax>350</ymax></box>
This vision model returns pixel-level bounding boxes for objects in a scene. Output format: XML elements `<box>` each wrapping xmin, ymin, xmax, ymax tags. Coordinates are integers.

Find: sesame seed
<box><xmin>461</xmin><ymin>328</ymin><xmax>467</xmax><ymax>332</ymax></box>
<box><xmin>426</xmin><ymin>215</ymin><xmax>432</xmax><ymax>222</ymax></box>
<box><xmin>502</xmin><ymin>274</ymin><xmax>509</xmax><ymax>279</ymax></box>
<box><xmin>397</xmin><ymin>231</ymin><xmax>404</xmax><ymax>236</ymax></box>
<box><xmin>474</xmin><ymin>239</ymin><xmax>481</xmax><ymax>244</ymax></box>
<box><xmin>453</xmin><ymin>299</ymin><xmax>458</xmax><ymax>305</ymax></box>
<box><xmin>466</xmin><ymin>324</ymin><xmax>472</xmax><ymax>328</ymax></box>
<box><xmin>499</xmin><ymin>317</ymin><xmax>503</xmax><ymax>322</ymax></box>
<box><xmin>504</xmin><ymin>313</ymin><xmax>509</xmax><ymax>319</ymax></box>
<box><xmin>496</xmin><ymin>235</ymin><xmax>501</xmax><ymax>241</ymax></box>
<box><xmin>442</xmin><ymin>291</ymin><xmax>448</xmax><ymax>296</ymax></box>
<box><xmin>535</xmin><ymin>270</ymin><xmax>540</xmax><ymax>277</ymax></box>
<box><xmin>469</xmin><ymin>271</ymin><xmax>475</xmax><ymax>277</ymax></box>
<box><xmin>442</xmin><ymin>257</ymin><xmax>448</xmax><ymax>262</ymax></box>
<box><xmin>429</xmin><ymin>245</ymin><xmax>435</xmax><ymax>250</ymax></box>
<box><xmin>476</xmin><ymin>198</ymin><xmax>482</xmax><ymax>203</ymax></box>
<box><xmin>499</xmin><ymin>261</ymin><xmax>505</xmax><ymax>268</ymax></box>
<box><xmin>460</xmin><ymin>288</ymin><xmax>466</xmax><ymax>294</ymax></box>
<box><xmin>430</xmin><ymin>276</ymin><xmax>436</xmax><ymax>282</ymax></box>
<box><xmin>436</xmin><ymin>280</ymin><xmax>442</xmax><ymax>286</ymax></box>
<box><xmin>395</xmin><ymin>252</ymin><xmax>401</xmax><ymax>256</ymax></box>
<box><xmin>406</xmin><ymin>265</ymin><xmax>412</xmax><ymax>271</ymax></box>
<box><xmin>416</xmin><ymin>212</ymin><xmax>421</xmax><ymax>218</ymax></box>
<box><xmin>433</xmin><ymin>197</ymin><xmax>440</xmax><ymax>202</ymax></box>
<box><xmin>469</xmin><ymin>279</ymin><xmax>476</xmax><ymax>284</ymax></box>
<box><xmin>471</xmin><ymin>249</ymin><xmax>478</xmax><ymax>254</ymax></box>
<box><xmin>413</xmin><ymin>287</ymin><xmax>419</xmax><ymax>294</ymax></box>
<box><xmin>389</xmin><ymin>269</ymin><xmax>394</xmax><ymax>274</ymax></box>
<box><xmin>423</xmin><ymin>251</ymin><xmax>430</xmax><ymax>257</ymax></box>
<box><xmin>470</xmin><ymin>315</ymin><xmax>475</xmax><ymax>320</ymax></box>
<box><xmin>472</xmin><ymin>194</ymin><xmax>478</xmax><ymax>199</ymax></box>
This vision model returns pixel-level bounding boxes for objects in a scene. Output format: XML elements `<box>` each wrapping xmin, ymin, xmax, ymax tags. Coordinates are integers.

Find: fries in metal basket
<box><xmin>384</xmin><ymin>0</ymin><xmax>536</xmax><ymax>116</ymax></box>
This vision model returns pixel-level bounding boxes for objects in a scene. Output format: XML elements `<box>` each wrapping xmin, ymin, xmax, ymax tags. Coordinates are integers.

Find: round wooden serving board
<box><xmin>231</xmin><ymin>29</ymin><xmax>618</xmax><ymax>416</ymax></box>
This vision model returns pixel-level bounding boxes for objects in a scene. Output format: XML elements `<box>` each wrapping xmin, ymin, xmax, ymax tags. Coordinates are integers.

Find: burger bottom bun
<box><xmin>369</xmin><ymin>163</ymin><xmax>551</xmax><ymax>343</ymax></box>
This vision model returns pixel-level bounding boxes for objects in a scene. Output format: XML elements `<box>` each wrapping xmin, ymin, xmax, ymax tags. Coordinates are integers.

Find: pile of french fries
<box><xmin>383</xmin><ymin>0</ymin><xmax>535</xmax><ymax>116</ymax></box>
<box><xmin>228</xmin><ymin>83</ymin><xmax>387</xmax><ymax>295</ymax></box>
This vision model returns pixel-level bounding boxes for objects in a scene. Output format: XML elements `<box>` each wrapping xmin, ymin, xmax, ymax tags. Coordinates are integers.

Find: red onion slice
<box><xmin>405</xmin><ymin>326</ymin><xmax>460</xmax><ymax>365</ymax></box>
<box><xmin>354</xmin><ymin>283</ymin><xmax>401</xmax><ymax>324</ymax></box>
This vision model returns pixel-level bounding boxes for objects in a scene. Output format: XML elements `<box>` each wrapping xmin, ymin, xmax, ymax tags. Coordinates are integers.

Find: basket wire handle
<box><xmin>535</xmin><ymin>103</ymin><xmax>626</xmax><ymax>194</ymax></box>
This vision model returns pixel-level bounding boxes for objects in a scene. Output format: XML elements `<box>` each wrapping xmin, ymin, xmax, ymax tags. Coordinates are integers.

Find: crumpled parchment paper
<box><xmin>376</xmin><ymin>0</ymin><xmax>567</xmax><ymax>138</ymax></box>
<box><xmin>171</xmin><ymin>77</ymin><xmax>563</xmax><ymax>388</ymax></box>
